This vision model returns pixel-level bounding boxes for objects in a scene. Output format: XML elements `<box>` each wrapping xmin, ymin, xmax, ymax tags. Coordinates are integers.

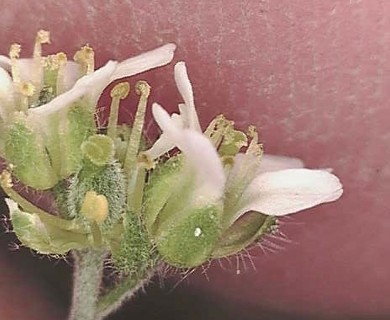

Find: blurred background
<box><xmin>0</xmin><ymin>0</ymin><xmax>389</xmax><ymax>319</ymax></box>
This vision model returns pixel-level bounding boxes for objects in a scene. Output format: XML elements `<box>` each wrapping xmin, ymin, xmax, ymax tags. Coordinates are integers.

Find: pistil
<box><xmin>107</xmin><ymin>82</ymin><xmax>130</xmax><ymax>139</ymax></box>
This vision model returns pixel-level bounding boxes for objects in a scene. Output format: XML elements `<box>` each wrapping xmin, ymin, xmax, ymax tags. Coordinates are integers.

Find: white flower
<box><xmin>0</xmin><ymin>33</ymin><xmax>176</xmax><ymax>189</ymax></box>
<box><xmin>144</xmin><ymin>62</ymin><xmax>201</xmax><ymax>159</ymax></box>
<box><xmin>149</xmin><ymin>62</ymin><xmax>343</xmax><ymax>218</ymax></box>
<box><xmin>0</xmin><ymin>42</ymin><xmax>176</xmax><ymax>120</ymax></box>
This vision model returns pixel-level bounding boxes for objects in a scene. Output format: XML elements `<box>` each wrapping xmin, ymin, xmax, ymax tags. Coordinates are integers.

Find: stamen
<box><xmin>9</xmin><ymin>43</ymin><xmax>21</xmax><ymax>84</ymax></box>
<box><xmin>138</xmin><ymin>152</ymin><xmax>155</xmax><ymax>170</ymax></box>
<box><xmin>107</xmin><ymin>82</ymin><xmax>130</xmax><ymax>139</ymax></box>
<box><xmin>33</xmin><ymin>30</ymin><xmax>50</xmax><ymax>59</ymax></box>
<box><xmin>246</xmin><ymin>125</ymin><xmax>263</xmax><ymax>157</ymax></box>
<box><xmin>123</xmin><ymin>80</ymin><xmax>150</xmax><ymax>175</ymax></box>
<box><xmin>73</xmin><ymin>45</ymin><xmax>95</xmax><ymax>75</ymax></box>
<box><xmin>54</xmin><ymin>52</ymin><xmax>68</xmax><ymax>95</ymax></box>
<box><xmin>0</xmin><ymin>170</ymin><xmax>13</xmax><ymax>189</ymax></box>
<box><xmin>19</xmin><ymin>82</ymin><xmax>36</xmax><ymax>112</ymax></box>
<box><xmin>221</xmin><ymin>155</ymin><xmax>235</xmax><ymax>168</ymax></box>
<box><xmin>204</xmin><ymin>114</ymin><xmax>232</xmax><ymax>147</ymax></box>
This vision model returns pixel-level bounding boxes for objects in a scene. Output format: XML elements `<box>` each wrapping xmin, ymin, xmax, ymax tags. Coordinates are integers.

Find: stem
<box><xmin>96</xmin><ymin>268</ymin><xmax>156</xmax><ymax>319</ymax></box>
<box><xmin>69</xmin><ymin>249</ymin><xmax>106</xmax><ymax>320</ymax></box>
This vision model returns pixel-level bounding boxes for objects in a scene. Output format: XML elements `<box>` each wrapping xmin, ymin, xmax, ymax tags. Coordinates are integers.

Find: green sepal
<box><xmin>4</xmin><ymin>116</ymin><xmax>58</xmax><ymax>190</ymax></box>
<box><xmin>155</xmin><ymin>204</ymin><xmax>223</xmax><ymax>268</ymax></box>
<box><xmin>143</xmin><ymin>155</ymin><xmax>184</xmax><ymax>233</ymax></box>
<box><xmin>62</xmin><ymin>101</ymin><xmax>96</xmax><ymax>176</ymax></box>
<box><xmin>7</xmin><ymin>198</ymin><xmax>90</xmax><ymax>255</ymax></box>
<box><xmin>212</xmin><ymin>212</ymin><xmax>277</xmax><ymax>259</ymax></box>
<box><xmin>144</xmin><ymin>155</ymin><xmax>226</xmax><ymax>267</ymax></box>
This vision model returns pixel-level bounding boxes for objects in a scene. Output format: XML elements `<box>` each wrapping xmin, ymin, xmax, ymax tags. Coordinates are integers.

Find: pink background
<box><xmin>0</xmin><ymin>0</ymin><xmax>389</xmax><ymax>319</ymax></box>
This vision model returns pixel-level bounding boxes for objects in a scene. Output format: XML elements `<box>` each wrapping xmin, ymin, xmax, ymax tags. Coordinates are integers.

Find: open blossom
<box><xmin>143</xmin><ymin>62</ymin><xmax>343</xmax><ymax>266</ymax></box>
<box><xmin>0</xmin><ymin>30</ymin><xmax>175</xmax><ymax>189</ymax></box>
<box><xmin>1</xmin><ymin>31</ymin><xmax>343</xmax><ymax>272</ymax></box>
<box><xmin>0</xmin><ymin>31</ymin><xmax>345</xmax><ymax>320</ymax></box>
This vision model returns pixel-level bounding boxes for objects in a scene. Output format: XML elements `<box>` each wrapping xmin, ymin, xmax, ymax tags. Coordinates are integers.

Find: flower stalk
<box><xmin>69</xmin><ymin>249</ymin><xmax>106</xmax><ymax>320</ymax></box>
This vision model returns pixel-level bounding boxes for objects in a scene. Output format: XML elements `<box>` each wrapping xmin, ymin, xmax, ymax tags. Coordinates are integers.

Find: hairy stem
<box><xmin>96</xmin><ymin>269</ymin><xmax>156</xmax><ymax>319</ymax></box>
<box><xmin>69</xmin><ymin>249</ymin><xmax>106</xmax><ymax>320</ymax></box>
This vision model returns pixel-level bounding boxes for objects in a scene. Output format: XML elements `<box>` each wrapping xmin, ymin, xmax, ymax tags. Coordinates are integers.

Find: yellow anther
<box><xmin>9</xmin><ymin>43</ymin><xmax>21</xmax><ymax>84</ymax></box>
<box><xmin>44</xmin><ymin>55</ymin><xmax>58</xmax><ymax>70</ymax></box>
<box><xmin>19</xmin><ymin>82</ymin><xmax>36</xmax><ymax>97</ymax></box>
<box><xmin>0</xmin><ymin>170</ymin><xmax>13</xmax><ymax>189</ymax></box>
<box><xmin>51</xmin><ymin>52</ymin><xmax>68</xmax><ymax>95</ymax></box>
<box><xmin>19</xmin><ymin>82</ymin><xmax>36</xmax><ymax>112</ymax></box>
<box><xmin>135</xmin><ymin>80</ymin><xmax>151</xmax><ymax>98</ymax></box>
<box><xmin>36</xmin><ymin>30</ymin><xmax>50</xmax><ymax>44</ymax></box>
<box><xmin>9</xmin><ymin>43</ymin><xmax>21</xmax><ymax>59</ymax></box>
<box><xmin>80</xmin><ymin>191</ymin><xmax>109</xmax><ymax>224</ymax></box>
<box><xmin>110</xmin><ymin>82</ymin><xmax>130</xmax><ymax>99</ymax></box>
<box><xmin>246</xmin><ymin>125</ymin><xmax>263</xmax><ymax>157</ymax></box>
<box><xmin>138</xmin><ymin>152</ymin><xmax>155</xmax><ymax>170</ymax></box>
<box><xmin>74</xmin><ymin>45</ymin><xmax>95</xmax><ymax>74</ymax></box>
<box><xmin>247</xmin><ymin>125</ymin><xmax>256</xmax><ymax>138</ymax></box>
<box><xmin>45</xmin><ymin>52</ymin><xmax>67</xmax><ymax>71</ymax></box>
<box><xmin>34</xmin><ymin>30</ymin><xmax>50</xmax><ymax>60</ymax></box>
<box><xmin>56</xmin><ymin>52</ymin><xmax>67</xmax><ymax>65</ymax></box>
<box><xmin>222</xmin><ymin>155</ymin><xmax>235</xmax><ymax>168</ymax></box>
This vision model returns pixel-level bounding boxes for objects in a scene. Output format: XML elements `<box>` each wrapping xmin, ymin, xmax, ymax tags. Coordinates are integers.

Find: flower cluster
<box><xmin>0</xmin><ymin>31</ymin><xmax>343</xmax><ymax>272</ymax></box>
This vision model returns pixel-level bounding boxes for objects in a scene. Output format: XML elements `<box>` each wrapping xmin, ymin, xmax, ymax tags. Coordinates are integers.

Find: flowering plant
<box><xmin>0</xmin><ymin>31</ymin><xmax>342</xmax><ymax>320</ymax></box>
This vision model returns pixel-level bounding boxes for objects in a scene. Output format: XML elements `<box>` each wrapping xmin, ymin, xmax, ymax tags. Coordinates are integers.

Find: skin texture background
<box><xmin>0</xmin><ymin>0</ymin><xmax>389</xmax><ymax>319</ymax></box>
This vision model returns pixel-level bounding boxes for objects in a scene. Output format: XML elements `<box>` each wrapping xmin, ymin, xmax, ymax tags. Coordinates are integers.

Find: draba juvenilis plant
<box><xmin>0</xmin><ymin>31</ymin><xmax>343</xmax><ymax>320</ymax></box>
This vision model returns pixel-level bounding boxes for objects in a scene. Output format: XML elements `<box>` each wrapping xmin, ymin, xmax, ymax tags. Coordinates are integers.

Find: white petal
<box><xmin>111</xmin><ymin>43</ymin><xmax>176</xmax><ymax>80</ymax></box>
<box><xmin>28</xmin><ymin>85</ymin><xmax>85</xmax><ymax>117</ymax></box>
<box><xmin>3</xmin><ymin>58</ymin><xmax>80</xmax><ymax>94</ymax></box>
<box><xmin>145</xmin><ymin>134</ymin><xmax>176</xmax><ymax>160</ymax></box>
<box><xmin>145</xmin><ymin>112</ymin><xmax>183</xmax><ymax>159</ymax></box>
<box><xmin>174</xmin><ymin>62</ymin><xmax>201</xmax><ymax>131</ymax></box>
<box><xmin>0</xmin><ymin>67</ymin><xmax>12</xmax><ymax>96</ymax></box>
<box><xmin>0</xmin><ymin>55</ymin><xmax>11</xmax><ymax>71</ymax></box>
<box><xmin>174</xmin><ymin>62</ymin><xmax>194</xmax><ymax>108</ymax></box>
<box><xmin>5</xmin><ymin>198</ymin><xmax>18</xmax><ymax>213</ymax></box>
<box><xmin>152</xmin><ymin>103</ymin><xmax>225</xmax><ymax>201</ymax></box>
<box><xmin>62</xmin><ymin>61</ymin><xmax>82</xmax><ymax>92</ymax></box>
<box><xmin>76</xmin><ymin>60</ymin><xmax>118</xmax><ymax>101</ymax></box>
<box><xmin>0</xmin><ymin>67</ymin><xmax>13</xmax><ymax>119</ymax></box>
<box><xmin>29</xmin><ymin>61</ymin><xmax>118</xmax><ymax>116</ymax></box>
<box><xmin>258</xmin><ymin>154</ymin><xmax>304</xmax><ymax>174</ymax></box>
<box><xmin>237</xmin><ymin>168</ymin><xmax>343</xmax><ymax>217</ymax></box>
